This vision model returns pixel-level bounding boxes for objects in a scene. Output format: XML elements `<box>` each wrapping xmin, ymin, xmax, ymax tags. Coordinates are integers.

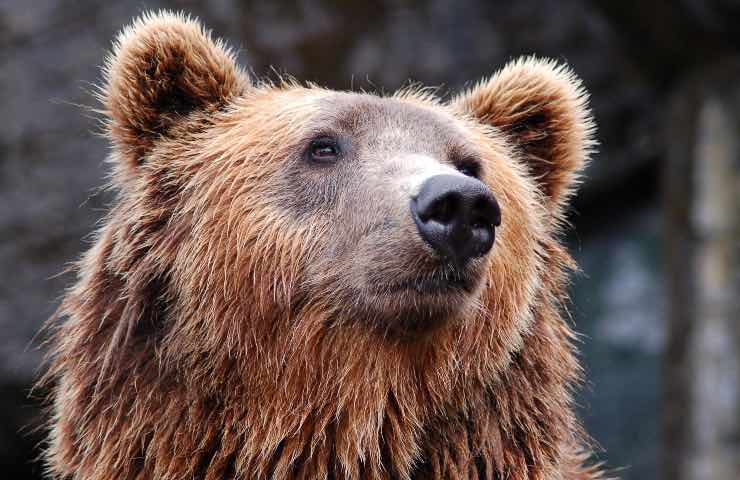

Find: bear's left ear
<box><xmin>451</xmin><ymin>57</ymin><xmax>595</xmax><ymax>216</ymax></box>
<box><xmin>102</xmin><ymin>11</ymin><xmax>250</xmax><ymax>173</ymax></box>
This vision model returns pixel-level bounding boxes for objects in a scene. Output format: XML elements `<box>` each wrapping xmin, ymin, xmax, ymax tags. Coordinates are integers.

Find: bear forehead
<box><xmin>309</xmin><ymin>92</ymin><xmax>481</xmax><ymax>154</ymax></box>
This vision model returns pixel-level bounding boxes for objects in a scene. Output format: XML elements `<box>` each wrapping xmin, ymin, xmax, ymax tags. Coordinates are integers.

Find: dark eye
<box><xmin>456</xmin><ymin>159</ymin><xmax>481</xmax><ymax>178</ymax></box>
<box><xmin>307</xmin><ymin>137</ymin><xmax>340</xmax><ymax>163</ymax></box>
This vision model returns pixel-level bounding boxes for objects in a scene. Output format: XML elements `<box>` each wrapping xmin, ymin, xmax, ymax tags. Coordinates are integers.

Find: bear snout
<box><xmin>410</xmin><ymin>174</ymin><xmax>501</xmax><ymax>264</ymax></box>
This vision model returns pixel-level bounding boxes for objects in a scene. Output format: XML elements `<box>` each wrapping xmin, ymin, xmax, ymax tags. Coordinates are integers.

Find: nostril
<box><xmin>472</xmin><ymin>195</ymin><xmax>501</xmax><ymax>228</ymax></box>
<box><xmin>471</xmin><ymin>217</ymin><xmax>488</xmax><ymax>230</ymax></box>
<box><xmin>424</xmin><ymin>193</ymin><xmax>459</xmax><ymax>225</ymax></box>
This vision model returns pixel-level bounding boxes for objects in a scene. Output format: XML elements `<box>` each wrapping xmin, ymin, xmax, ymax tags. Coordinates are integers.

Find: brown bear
<box><xmin>42</xmin><ymin>11</ymin><xmax>602</xmax><ymax>480</ymax></box>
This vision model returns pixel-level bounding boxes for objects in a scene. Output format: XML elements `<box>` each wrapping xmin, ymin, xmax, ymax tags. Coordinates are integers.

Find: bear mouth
<box><xmin>373</xmin><ymin>268</ymin><xmax>477</xmax><ymax>295</ymax></box>
<box><xmin>383</xmin><ymin>274</ymin><xmax>473</xmax><ymax>294</ymax></box>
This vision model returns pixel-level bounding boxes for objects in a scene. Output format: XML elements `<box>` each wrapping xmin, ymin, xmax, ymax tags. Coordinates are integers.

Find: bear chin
<box><xmin>354</xmin><ymin>269</ymin><xmax>485</xmax><ymax>338</ymax></box>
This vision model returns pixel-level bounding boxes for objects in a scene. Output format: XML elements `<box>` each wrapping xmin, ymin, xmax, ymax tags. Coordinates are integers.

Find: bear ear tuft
<box><xmin>451</xmin><ymin>57</ymin><xmax>596</xmax><ymax>217</ymax></box>
<box><xmin>101</xmin><ymin>11</ymin><xmax>249</xmax><ymax>170</ymax></box>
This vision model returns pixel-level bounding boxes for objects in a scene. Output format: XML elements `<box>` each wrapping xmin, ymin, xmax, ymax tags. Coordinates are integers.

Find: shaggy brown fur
<box><xmin>42</xmin><ymin>11</ymin><xmax>601</xmax><ymax>480</ymax></box>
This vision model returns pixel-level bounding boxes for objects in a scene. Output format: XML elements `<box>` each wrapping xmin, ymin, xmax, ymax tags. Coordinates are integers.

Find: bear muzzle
<box><xmin>410</xmin><ymin>174</ymin><xmax>501</xmax><ymax>265</ymax></box>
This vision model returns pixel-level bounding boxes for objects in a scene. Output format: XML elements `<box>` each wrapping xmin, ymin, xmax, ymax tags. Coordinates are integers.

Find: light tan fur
<box><xmin>42</xmin><ymin>11</ymin><xmax>602</xmax><ymax>480</ymax></box>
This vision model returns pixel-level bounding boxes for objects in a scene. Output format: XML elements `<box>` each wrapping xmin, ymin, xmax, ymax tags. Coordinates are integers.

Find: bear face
<box><xmin>180</xmin><ymin>90</ymin><xmax>543</xmax><ymax>339</ymax></box>
<box><xmin>44</xmin><ymin>11</ymin><xmax>598</xmax><ymax>480</ymax></box>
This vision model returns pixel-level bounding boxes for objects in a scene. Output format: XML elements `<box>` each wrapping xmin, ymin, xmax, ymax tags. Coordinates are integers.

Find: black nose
<box><xmin>411</xmin><ymin>174</ymin><xmax>501</xmax><ymax>263</ymax></box>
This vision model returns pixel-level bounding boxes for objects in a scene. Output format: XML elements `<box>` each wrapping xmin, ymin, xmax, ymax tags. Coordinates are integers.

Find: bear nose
<box><xmin>411</xmin><ymin>174</ymin><xmax>501</xmax><ymax>264</ymax></box>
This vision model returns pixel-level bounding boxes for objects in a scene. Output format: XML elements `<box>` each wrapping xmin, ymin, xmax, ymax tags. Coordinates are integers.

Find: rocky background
<box><xmin>2</xmin><ymin>1</ymin><xmax>739</xmax><ymax>479</ymax></box>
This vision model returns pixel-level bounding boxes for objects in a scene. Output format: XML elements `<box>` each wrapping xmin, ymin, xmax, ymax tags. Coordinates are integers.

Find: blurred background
<box><xmin>1</xmin><ymin>1</ymin><xmax>739</xmax><ymax>479</ymax></box>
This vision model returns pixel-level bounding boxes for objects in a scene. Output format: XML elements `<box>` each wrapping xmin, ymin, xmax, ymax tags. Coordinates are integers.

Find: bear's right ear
<box><xmin>101</xmin><ymin>11</ymin><xmax>249</xmax><ymax>172</ymax></box>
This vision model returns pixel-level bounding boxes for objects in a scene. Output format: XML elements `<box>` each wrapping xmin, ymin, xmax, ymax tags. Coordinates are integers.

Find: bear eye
<box><xmin>307</xmin><ymin>137</ymin><xmax>340</xmax><ymax>164</ymax></box>
<box><xmin>456</xmin><ymin>159</ymin><xmax>481</xmax><ymax>178</ymax></box>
